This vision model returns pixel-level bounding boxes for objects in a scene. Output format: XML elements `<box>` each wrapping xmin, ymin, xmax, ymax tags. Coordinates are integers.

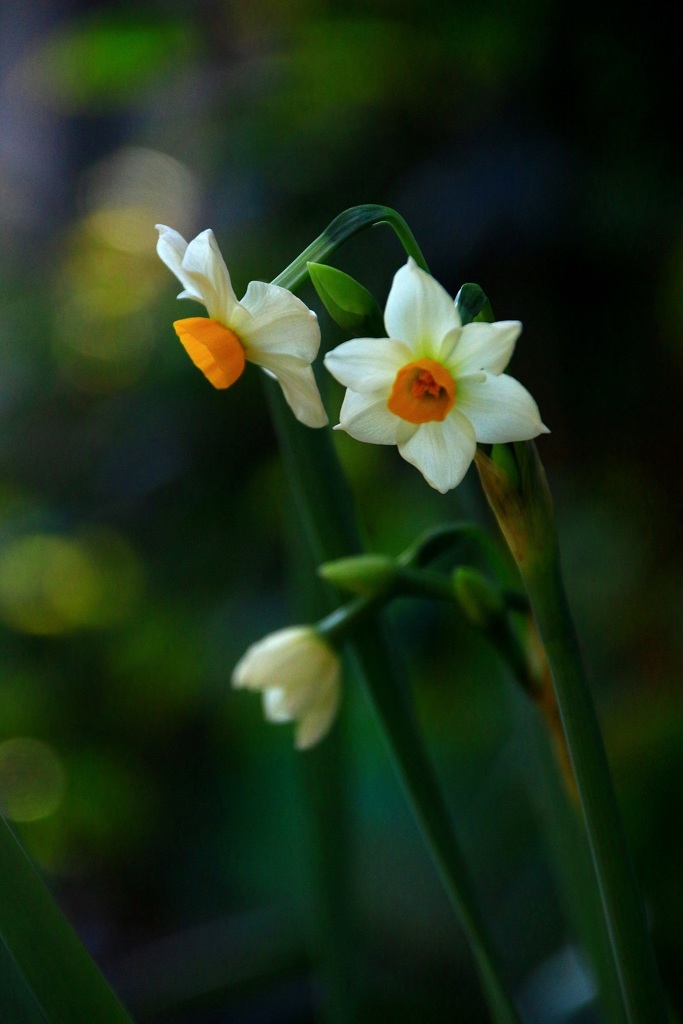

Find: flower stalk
<box><xmin>261</xmin><ymin>206</ymin><xmax>523</xmax><ymax>1024</ymax></box>
<box><xmin>476</xmin><ymin>442</ymin><xmax>667</xmax><ymax>1024</ymax></box>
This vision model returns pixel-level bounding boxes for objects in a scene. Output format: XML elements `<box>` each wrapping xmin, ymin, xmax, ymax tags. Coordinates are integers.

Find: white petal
<box><xmin>398</xmin><ymin>411</ymin><xmax>476</xmax><ymax>493</ymax></box>
<box><xmin>263</xmin><ymin>679</ymin><xmax>312</xmax><ymax>720</ymax></box>
<box><xmin>450</xmin><ymin>321</ymin><xmax>522</xmax><ymax>376</ymax></box>
<box><xmin>431</xmin><ymin>324</ymin><xmax>463</xmax><ymax>363</ymax></box>
<box><xmin>324</xmin><ymin>337</ymin><xmax>411</xmax><ymax>392</ymax></box>
<box><xmin>156</xmin><ymin>225</ymin><xmax>203</xmax><ymax>303</ymax></box>
<box><xmin>232</xmin><ymin>626</ymin><xmax>310</xmax><ymax>691</ymax></box>
<box><xmin>236</xmin><ymin>281</ymin><xmax>322</xmax><ymax>362</ymax></box>
<box><xmin>262</xmin><ymin>687</ymin><xmax>293</xmax><ymax>722</ymax></box>
<box><xmin>256</xmin><ymin>355</ymin><xmax>328</xmax><ymax>428</ymax></box>
<box><xmin>295</xmin><ymin>680</ymin><xmax>341</xmax><ymax>750</ymax></box>
<box><xmin>457</xmin><ymin>373</ymin><xmax>549</xmax><ymax>443</ymax></box>
<box><xmin>384</xmin><ymin>259</ymin><xmax>461</xmax><ymax>355</ymax></box>
<box><xmin>337</xmin><ymin>389</ymin><xmax>414</xmax><ymax>445</ymax></box>
<box><xmin>180</xmin><ymin>229</ymin><xmax>239</xmax><ymax>323</ymax></box>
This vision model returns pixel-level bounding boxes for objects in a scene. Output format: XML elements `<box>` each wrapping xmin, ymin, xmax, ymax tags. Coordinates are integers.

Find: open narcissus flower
<box><xmin>324</xmin><ymin>258</ymin><xmax>548</xmax><ymax>492</ymax></box>
<box><xmin>156</xmin><ymin>226</ymin><xmax>327</xmax><ymax>427</ymax></box>
<box><xmin>232</xmin><ymin>626</ymin><xmax>341</xmax><ymax>750</ymax></box>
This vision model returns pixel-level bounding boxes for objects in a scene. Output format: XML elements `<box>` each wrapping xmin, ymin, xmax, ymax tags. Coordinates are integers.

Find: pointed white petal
<box><xmin>384</xmin><ymin>259</ymin><xmax>461</xmax><ymax>355</ymax></box>
<box><xmin>156</xmin><ymin>224</ymin><xmax>187</xmax><ymax>268</ymax></box>
<box><xmin>255</xmin><ymin>355</ymin><xmax>328</xmax><ymax>427</ymax></box>
<box><xmin>398</xmin><ymin>411</ymin><xmax>476</xmax><ymax>493</ymax></box>
<box><xmin>431</xmin><ymin>324</ymin><xmax>463</xmax><ymax>363</ymax></box>
<box><xmin>236</xmin><ymin>281</ymin><xmax>321</xmax><ymax>362</ymax></box>
<box><xmin>179</xmin><ymin>229</ymin><xmax>239</xmax><ymax>322</ymax></box>
<box><xmin>451</xmin><ymin>320</ymin><xmax>522</xmax><ymax>376</ymax></box>
<box><xmin>457</xmin><ymin>373</ymin><xmax>549</xmax><ymax>443</ymax></box>
<box><xmin>156</xmin><ymin>225</ymin><xmax>203</xmax><ymax>303</ymax></box>
<box><xmin>337</xmin><ymin>389</ymin><xmax>413</xmax><ymax>445</ymax></box>
<box><xmin>324</xmin><ymin>337</ymin><xmax>411</xmax><ymax>392</ymax></box>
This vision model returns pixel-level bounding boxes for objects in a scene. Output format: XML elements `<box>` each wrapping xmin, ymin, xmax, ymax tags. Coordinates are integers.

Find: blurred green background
<box><xmin>1</xmin><ymin>0</ymin><xmax>682</xmax><ymax>1021</ymax></box>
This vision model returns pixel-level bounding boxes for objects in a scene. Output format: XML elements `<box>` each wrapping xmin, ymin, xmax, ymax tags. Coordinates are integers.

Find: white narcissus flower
<box><xmin>324</xmin><ymin>258</ymin><xmax>549</xmax><ymax>493</ymax></box>
<box><xmin>232</xmin><ymin>626</ymin><xmax>341</xmax><ymax>750</ymax></box>
<box><xmin>156</xmin><ymin>226</ymin><xmax>327</xmax><ymax>428</ymax></box>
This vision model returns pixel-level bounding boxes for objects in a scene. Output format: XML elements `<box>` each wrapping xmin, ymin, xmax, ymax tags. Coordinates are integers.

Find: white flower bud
<box><xmin>232</xmin><ymin>626</ymin><xmax>341</xmax><ymax>750</ymax></box>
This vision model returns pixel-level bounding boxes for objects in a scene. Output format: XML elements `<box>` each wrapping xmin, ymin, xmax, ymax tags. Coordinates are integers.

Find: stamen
<box><xmin>387</xmin><ymin>358</ymin><xmax>456</xmax><ymax>424</ymax></box>
<box><xmin>173</xmin><ymin>317</ymin><xmax>246</xmax><ymax>389</ymax></box>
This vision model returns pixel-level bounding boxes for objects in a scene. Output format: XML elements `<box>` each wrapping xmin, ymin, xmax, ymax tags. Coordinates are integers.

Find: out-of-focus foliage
<box><xmin>1</xmin><ymin>0</ymin><xmax>682</xmax><ymax>1021</ymax></box>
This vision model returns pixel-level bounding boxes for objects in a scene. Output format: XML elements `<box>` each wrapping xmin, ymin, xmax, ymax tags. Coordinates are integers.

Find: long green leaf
<box><xmin>0</xmin><ymin>937</ymin><xmax>47</xmax><ymax>1023</ymax></box>
<box><xmin>0</xmin><ymin>813</ymin><xmax>133</xmax><ymax>1024</ymax></box>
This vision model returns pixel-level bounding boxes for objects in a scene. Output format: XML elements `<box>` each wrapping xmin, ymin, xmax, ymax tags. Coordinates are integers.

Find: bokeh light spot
<box><xmin>0</xmin><ymin>530</ymin><xmax>143</xmax><ymax>635</ymax></box>
<box><xmin>82</xmin><ymin>147</ymin><xmax>200</xmax><ymax>253</ymax></box>
<box><xmin>0</xmin><ymin>737</ymin><xmax>66</xmax><ymax>822</ymax></box>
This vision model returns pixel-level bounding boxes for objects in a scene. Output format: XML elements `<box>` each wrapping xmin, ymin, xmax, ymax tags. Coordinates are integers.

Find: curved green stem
<box><xmin>271</xmin><ymin>205</ymin><xmax>430</xmax><ymax>294</ymax></box>
<box><xmin>398</xmin><ymin>522</ymin><xmax>514</xmax><ymax>581</ymax></box>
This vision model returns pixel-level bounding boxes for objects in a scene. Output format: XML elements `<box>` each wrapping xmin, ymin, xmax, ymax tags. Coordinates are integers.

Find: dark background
<box><xmin>1</xmin><ymin>1</ymin><xmax>681</xmax><ymax>1021</ymax></box>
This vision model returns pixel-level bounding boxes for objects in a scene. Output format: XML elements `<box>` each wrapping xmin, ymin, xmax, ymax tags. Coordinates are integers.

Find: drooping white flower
<box><xmin>232</xmin><ymin>626</ymin><xmax>341</xmax><ymax>750</ymax></box>
<box><xmin>156</xmin><ymin>226</ymin><xmax>327</xmax><ymax>427</ymax></box>
<box><xmin>324</xmin><ymin>258</ymin><xmax>548</xmax><ymax>493</ymax></box>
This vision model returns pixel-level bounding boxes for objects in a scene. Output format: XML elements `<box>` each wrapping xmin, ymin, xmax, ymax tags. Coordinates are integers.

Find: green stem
<box><xmin>300</xmin><ymin>704</ymin><xmax>359</xmax><ymax>1024</ymax></box>
<box><xmin>286</xmin><ymin>501</ymin><xmax>360</xmax><ymax>1024</ymax></box>
<box><xmin>272</xmin><ymin>205</ymin><xmax>430</xmax><ymax>294</ymax></box>
<box><xmin>521</xmin><ymin>549</ymin><xmax>667</xmax><ymax>1024</ymax></box>
<box><xmin>510</xmin><ymin>693</ymin><xmax>628</xmax><ymax>1024</ymax></box>
<box><xmin>261</xmin><ymin>207</ymin><xmax>524</xmax><ymax>1022</ymax></box>
<box><xmin>348</xmin><ymin>619</ymin><xmax>520</xmax><ymax>1024</ymax></box>
<box><xmin>398</xmin><ymin>523</ymin><xmax>514</xmax><ymax>582</ymax></box>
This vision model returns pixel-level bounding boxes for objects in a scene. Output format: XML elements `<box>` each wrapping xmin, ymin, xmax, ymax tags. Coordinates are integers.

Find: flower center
<box><xmin>173</xmin><ymin>317</ymin><xmax>246</xmax><ymax>389</ymax></box>
<box><xmin>387</xmin><ymin>358</ymin><xmax>456</xmax><ymax>424</ymax></box>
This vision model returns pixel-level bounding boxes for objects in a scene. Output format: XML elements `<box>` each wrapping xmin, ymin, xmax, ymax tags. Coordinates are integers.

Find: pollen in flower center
<box><xmin>387</xmin><ymin>357</ymin><xmax>456</xmax><ymax>424</ymax></box>
<box><xmin>173</xmin><ymin>317</ymin><xmax>246</xmax><ymax>390</ymax></box>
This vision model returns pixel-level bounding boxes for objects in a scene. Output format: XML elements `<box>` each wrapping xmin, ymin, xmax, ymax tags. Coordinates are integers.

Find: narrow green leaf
<box><xmin>0</xmin><ymin>938</ymin><xmax>47</xmax><ymax>1024</ymax></box>
<box><xmin>0</xmin><ymin>814</ymin><xmax>133</xmax><ymax>1024</ymax></box>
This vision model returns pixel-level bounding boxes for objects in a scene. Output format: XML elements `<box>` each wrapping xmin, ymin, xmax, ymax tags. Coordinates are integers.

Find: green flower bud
<box><xmin>307</xmin><ymin>262</ymin><xmax>385</xmax><ymax>337</ymax></box>
<box><xmin>452</xmin><ymin>566</ymin><xmax>504</xmax><ymax>628</ymax></box>
<box><xmin>455</xmin><ymin>282</ymin><xmax>494</xmax><ymax>325</ymax></box>
<box><xmin>318</xmin><ymin>554</ymin><xmax>397</xmax><ymax>597</ymax></box>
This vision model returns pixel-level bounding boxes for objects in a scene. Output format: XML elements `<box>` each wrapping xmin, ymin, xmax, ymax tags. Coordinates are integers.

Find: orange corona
<box><xmin>387</xmin><ymin>358</ymin><xmax>456</xmax><ymax>424</ymax></box>
<box><xmin>173</xmin><ymin>317</ymin><xmax>246</xmax><ymax>389</ymax></box>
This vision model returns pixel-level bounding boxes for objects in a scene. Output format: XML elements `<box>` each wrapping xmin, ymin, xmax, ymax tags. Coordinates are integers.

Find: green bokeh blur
<box><xmin>1</xmin><ymin>1</ymin><xmax>682</xmax><ymax>1021</ymax></box>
